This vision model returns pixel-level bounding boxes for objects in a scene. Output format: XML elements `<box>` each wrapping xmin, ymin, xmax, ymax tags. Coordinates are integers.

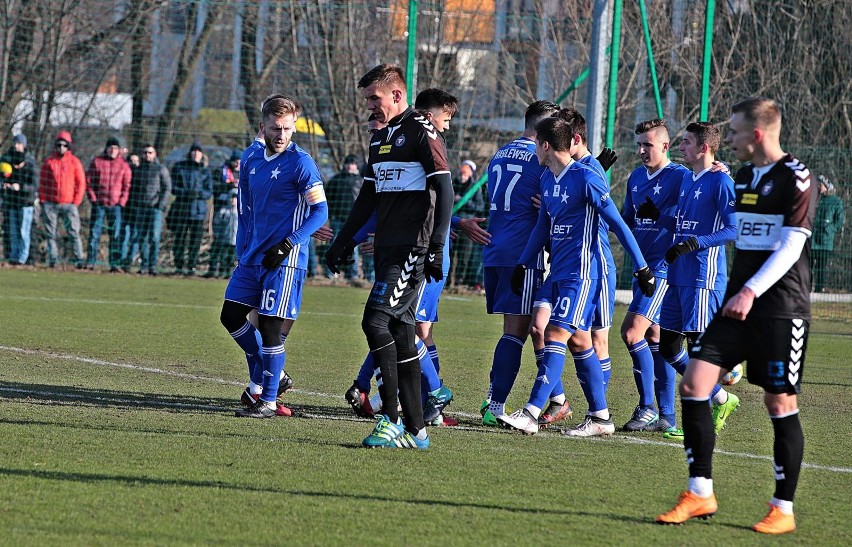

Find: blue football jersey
<box><xmin>538</xmin><ymin>160</ymin><xmax>613</xmax><ymax>281</ymax></box>
<box><xmin>239</xmin><ymin>141</ymin><xmax>326</xmax><ymax>269</ymax></box>
<box><xmin>482</xmin><ymin>137</ymin><xmax>546</xmax><ymax>268</ymax></box>
<box><xmin>235</xmin><ymin>138</ymin><xmax>265</xmax><ymax>260</ymax></box>
<box><xmin>622</xmin><ymin>161</ymin><xmax>690</xmax><ymax>276</ymax></box>
<box><xmin>667</xmin><ymin>169</ymin><xmax>736</xmax><ymax>289</ymax></box>
<box><xmin>578</xmin><ymin>153</ymin><xmax>616</xmax><ymax>276</ymax></box>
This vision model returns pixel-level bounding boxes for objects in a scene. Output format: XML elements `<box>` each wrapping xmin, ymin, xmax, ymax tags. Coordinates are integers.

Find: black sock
<box><xmin>373</xmin><ymin>343</ymin><xmax>399</xmax><ymax>423</ymax></box>
<box><xmin>397</xmin><ymin>355</ymin><xmax>424</xmax><ymax>433</ymax></box>
<box><xmin>772</xmin><ymin>412</ymin><xmax>804</xmax><ymax>502</ymax></box>
<box><xmin>682</xmin><ymin>398</ymin><xmax>715</xmax><ymax>479</ymax></box>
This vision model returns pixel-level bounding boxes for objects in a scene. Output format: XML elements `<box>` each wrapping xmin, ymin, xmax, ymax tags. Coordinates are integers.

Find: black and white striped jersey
<box><xmin>729</xmin><ymin>154</ymin><xmax>817</xmax><ymax>318</ymax></box>
<box><xmin>363</xmin><ymin>106</ymin><xmax>451</xmax><ymax>249</ymax></box>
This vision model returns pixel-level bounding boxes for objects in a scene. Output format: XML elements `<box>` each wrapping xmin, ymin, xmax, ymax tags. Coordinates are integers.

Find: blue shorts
<box><xmin>224</xmin><ymin>263</ymin><xmax>305</xmax><ymax>320</ymax></box>
<box><xmin>626</xmin><ymin>276</ymin><xmax>669</xmax><ymax>323</ymax></box>
<box><xmin>659</xmin><ymin>285</ymin><xmax>724</xmax><ymax>334</ymax></box>
<box><xmin>415</xmin><ymin>277</ymin><xmax>445</xmax><ymax>323</ymax></box>
<box><xmin>533</xmin><ymin>277</ymin><xmax>599</xmax><ymax>333</ymax></box>
<box><xmin>591</xmin><ymin>267</ymin><xmax>616</xmax><ymax>329</ymax></box>
<box><xmin>484</xmin><ymin>266</ymin><xmax>544</xmax><ymax>315</ymax></box>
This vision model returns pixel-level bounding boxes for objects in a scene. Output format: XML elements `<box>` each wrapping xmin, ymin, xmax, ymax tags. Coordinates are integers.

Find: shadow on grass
<box><xmin>0</xmin><ymin>465</ymin><xmax>744</xmax><ymax>527</ymax></box>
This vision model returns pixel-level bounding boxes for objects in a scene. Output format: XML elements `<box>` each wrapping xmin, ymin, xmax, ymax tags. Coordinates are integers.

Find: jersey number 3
<box><xmin>490</xmin><ymin>163</ymin><xmax>522</xmax><ymax>212</ymax></box>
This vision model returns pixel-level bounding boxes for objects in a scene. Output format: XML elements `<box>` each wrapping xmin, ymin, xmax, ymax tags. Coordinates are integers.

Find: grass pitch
<box><xmin>0</xmin><ymin>268</ymin><xmax>850</xmax><ymax>545</ymax></box>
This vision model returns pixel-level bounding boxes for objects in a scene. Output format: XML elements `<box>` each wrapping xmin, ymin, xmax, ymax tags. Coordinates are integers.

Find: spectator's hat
<box><xmin>13</xmin><ymin>134</ymin><xmax>27</xmax><ymax>147</ymax></box>
<box><xmin>55</xmin><ymin>130</ymin><xmax>72</xmax><ymax>144</ymax></box>
<box><xmin>462</xmin><ymin>159</ymin><xmax>477</xmax><ymax>173</ymax></box>
<box><xmin>229</xmin><ymin>149</ymin><xmax>242</xmax><ymax>162</ymax></box>
<box><xmin>343</xmin><ymin>154</ymin><xmax>359</xmax><ymax>166</ymax></box>
<box><xmin>105</xmin><ymin>136</ymin><xmax>121</xmax><ymax>148</ymax></box>
<box><xmin>190</xmin><ymin>141</ymin><xmax>204</xmax><ymax>153</ymax></box>
<box><xmin>818</xmin><ymin>174</ymin><xmax>835</xmax><ymax>193</ymax></box>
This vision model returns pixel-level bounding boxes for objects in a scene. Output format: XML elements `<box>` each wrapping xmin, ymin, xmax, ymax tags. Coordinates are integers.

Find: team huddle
<box><xmin>217</xmin><ymin>64</ymin><xmax>815</xmax><ymax>536</ymax></box>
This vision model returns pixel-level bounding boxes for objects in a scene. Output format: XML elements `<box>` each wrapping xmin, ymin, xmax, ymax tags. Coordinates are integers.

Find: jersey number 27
<box><xmin>490</xmin><ymin>163</ymin><xmax>522</xmax><ymax>212</ymax></box>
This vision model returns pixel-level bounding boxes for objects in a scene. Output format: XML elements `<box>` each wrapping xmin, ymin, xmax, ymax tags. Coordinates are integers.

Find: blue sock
<box><xmin>573</xmin><ymin>347</ymin><xmax>607</xmax><ymax>412</ymax></box>
<box><xmin>548</xmin><ymin>378</ymin><xmax>565</xmax><ymax>401</ymax></box>
<box><xmin>260</xmin><ymin>344</ymin><xmax>285</xmax><ymax>403</ymax></box>
<box><xmin>528</xmin><ymin>341</ymin><xmax>567</xmax><ymax>410</ymax></box>
<box><xmin>668</xmin><ymin>348</ymin><xmax>688</xmax><ymax>375</ymax></box>
<box><xmin>600</xmin><ymin>357</ymin><xmax>612</xmax><ymax>392</ymax></box>
<box><xmin>490</xmin><ymin>334</ymin><xmax>525</xmax><ymax>404</ymax></box>
<box><xmin>418</xmin><ymin>338</ymin><xmax>441</xmax><ymax>401</ymax></box>
<box><xmin>356</xmin><ymin>354</ymin><xmax>373</xmax><ymax>392</ymax></box>
<box><xmin>710</xmin><ymin>383</ymin><xmax>722</xmax><ymax>399</ymax></box>
<box><xmin>426</xmin><ymin>344</ymin><xmax>440</xmax><ymax>375</ymax></box>
<box><xmin>628</xmin><ymin>340</ymin><xmax>656</xmax><ymax>408</ymax></box>
<box><xmin>651</xmin><ymin>343</ymin><xmax>676</xmax><ymax>425</ymax></box>
<box><xmin>230</xmin><ymin>322</ymin><xmax>263</xmax><ymax>386</ymax></box>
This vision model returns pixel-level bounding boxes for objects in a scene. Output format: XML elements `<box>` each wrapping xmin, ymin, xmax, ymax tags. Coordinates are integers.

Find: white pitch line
<box><xmin>1</xmin><ymin>344</ymin><xmax>850</xmax><ymax>474</ymax></box>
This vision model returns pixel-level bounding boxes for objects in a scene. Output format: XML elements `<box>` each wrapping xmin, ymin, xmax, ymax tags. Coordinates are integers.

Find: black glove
<box><xmin>511</xmin><ymin>264</ymin><xmax>527</xmax><ymax>296</ymax></box>
<box><xmin>634</xmin><ymin>266</ymin><xmax>656</xmax><ymax>297</ymax></box>
<box><xmin>635</xmin><ymin>196</ymin><xmax>660</xmax><ymax>221</ymax></box>
<box><xmin>261</xmin><ymin>238</ymin><xmax>294</xmax><ymax>270</ymax></box>
<box><xmin>324</xmin><ymin>239</ymin><xmax>355</xmax><ymax>274</ymax></box>
<box><xmin>596</xmin><ymin>147</ymin><xmax>618</xmax><ymax>172</ymax></box>
<box><xmin>665</xmin><ymin>237</ymin><xmax>700</xmax><ymax>264</ymax></box>
<box><xmin>424</xmin><ymin>245</ymin><xmax>444</xmax><ymax>282</ymax></box>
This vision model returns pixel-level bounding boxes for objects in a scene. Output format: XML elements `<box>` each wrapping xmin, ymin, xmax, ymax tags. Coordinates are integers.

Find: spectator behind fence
<box><xmin>168</xmin><ymin>141</ymin><xmax>212</xmax><ymax>276</ymax></box>
<box><xmin>811</xmin><ymin>175</ymin><xmax>845</xmax><ymax>292</ymax></box>
<box><xmin>325</xmin><ymin>154</ymin><xmax>363</xmax><ymax>279</ymax></box>
<box><xmin>1</xmin><ymin>134</ymin><xmax>37</xmax><ymax>265</ymax></box>
<box><xmin>39</xmin><ymin>130</ymin><xmax>86</xmax><ymax>268</ymax></box>
<box><xmin>86</xmin><ymin>136</ymin><xmax>132</xmax><ymax>271</ymax></box>
<box><xmin>452</xmin><ymin>159</ymin><xmax>485</xmax><ymax>287</ymax></box>
<box><xmin>127</xmin><ymin>144</ymin><xmax>171</xmax><ymax>275</ymax></box>
<box><xmin>206</xmin><ymin>150</ymin><xmax>241</xmax><ymax>278</ymax></box>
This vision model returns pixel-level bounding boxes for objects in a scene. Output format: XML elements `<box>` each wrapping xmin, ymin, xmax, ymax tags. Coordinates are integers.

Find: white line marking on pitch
<box><xmin>1</xmin><ymin>344</ymin><xmax>850</xmax><ymax>474</ymax></box>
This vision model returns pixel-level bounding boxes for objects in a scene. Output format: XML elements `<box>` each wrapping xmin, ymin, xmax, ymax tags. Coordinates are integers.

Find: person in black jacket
<box><xmin>1</xmin><ymin>134</ymin><xmax>38</xmax><ymax>265</ymax></box>
<box><xmin>127</xmin><ymin>144</ymin><xmax>172</xmax><ymax>275</ymax></box>
<box><xmin>168</xmin><ymin>141</ymin><xmax>212</xmax><ymax>275</ymax></box>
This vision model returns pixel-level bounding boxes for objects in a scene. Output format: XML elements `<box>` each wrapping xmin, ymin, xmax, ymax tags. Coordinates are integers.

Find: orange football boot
<box><xmin>656</xmin><ymin>491</ymin><xmax>718</xmax><ymax>524</ymax></box>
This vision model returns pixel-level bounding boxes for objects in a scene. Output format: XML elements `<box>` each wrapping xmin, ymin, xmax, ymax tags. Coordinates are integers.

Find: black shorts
<box><xmin>690</xmin><ymin>315</ymin><xmax>808</xmax><ymax>395</ymax></box>
<box><xmin>366</xmin><ymin>245</ymin><xmax>426</xmax><ymax>324</ymax></box>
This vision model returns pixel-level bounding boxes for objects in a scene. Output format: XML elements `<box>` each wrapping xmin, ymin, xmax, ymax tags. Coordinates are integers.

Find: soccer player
<box><xmin>219</xmin><ymin>95</ymin><xmax>328</xmax><ymax>418</ymax></box>
<box><xmin>656</xmin><ymin>97</ymin><xmax>815</xmax><ymax>535</ymax></box>
<box><xmin>619</xmin><ymin>119</ymin><xmax>688</xmax><ymax>433</ymax></box>
<box><xmin>344</xmin><ymin>88</ymin><xmax>460</xmax><ymax>426</ymax></box>
<box><xmin>326</xmin><ymin>64</ymin><xmax>453</xmax><ymax>449</ymax></box>
<box><xmin>531</xmin><ymin>107</ymin><xmax>619</xmax><ymax>428</ymax></box>
<box><xmin>499</xmin><ymin>109</ymin><xmax>656</xmax><ymax>437</ymax></box>
<box><xmin>480</xmin><ymin>100</ymin><xmax>560</xmax><ymax>427</ymax></box>
<box><xmin>640</xmin><ymin>122</ymin><xmax>739</xmax><ymax>436</ymax></box>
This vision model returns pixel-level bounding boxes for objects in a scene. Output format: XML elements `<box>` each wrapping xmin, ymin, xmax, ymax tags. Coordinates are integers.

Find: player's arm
<box><xmin>353</xmin><ymin>212</ymin><xmax>377</xmax><ymax>244</ymax></box>
<box><xmin>510</xmin><ymin>205</ymin><xmax>549</xmax><ymax>294</ymax></box>
<box><xmin>325</xmin><ymin>178</ymin><xmax>376</xmax><ymax>273</ymax></box>
<box><xmin>694</xmin><ymin>176</ymin><xmax>737</xmax><ymax>249</ymax></box>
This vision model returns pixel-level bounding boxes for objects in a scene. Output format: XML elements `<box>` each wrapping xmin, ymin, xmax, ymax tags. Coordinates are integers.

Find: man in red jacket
<box><xmin>85</xmin><ymin>136</ymin><xmax>132</xmax><ymax>271</ymax></box>
<box><xmin>40</xmin><ymin>130</ymin><xmax>87</xmax><ymax>268</ymax></box>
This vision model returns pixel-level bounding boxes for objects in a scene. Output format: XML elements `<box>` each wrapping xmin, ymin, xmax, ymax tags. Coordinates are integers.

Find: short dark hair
<box><xmin>731</xmin><ymin>97</ymin><xmax>782</xmax><ymax>129</ymax></box>
<box><xmin>414</xmin><ymin>88</ymin><xmax>459</xmax><ymax>116</ymax></box>
<box><xmin>635</xmin><ymin>118</ymin><xmax>668</xmax><ymax>135</ymax></box>
<box><xmin>555</xmin><ymin>108</ymin><xmax>588</xmax><ymax>144</ymax></box>
<box><xmin>684</xmin><ymin>121</ymin><xmax>721</xmax><ymax>154</ymax></box>
<box><xmin>261</xmin><ymin>95</ymin><xmax>301</xmax><ymax>121</ymax></box>
<box><xmin>535</xmin><ymin>115</ymin><xmax>575</xmax><ymax>152</ymax></box>
<box><xmin>525</xmin><ymin>100</ymin><xmax>560</xmax><ymax>131</ymax></box>
<box><xmin>358</xmin><ymin>64</ymin><xmax>406</xmax><ymax>91</ymax></box>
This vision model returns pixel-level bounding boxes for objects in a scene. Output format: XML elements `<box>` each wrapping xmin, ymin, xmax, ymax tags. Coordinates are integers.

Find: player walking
<box><xmin>657</xmin><ymin>97</ymin><xmax>816</xmax><ymax>534</ymax></box>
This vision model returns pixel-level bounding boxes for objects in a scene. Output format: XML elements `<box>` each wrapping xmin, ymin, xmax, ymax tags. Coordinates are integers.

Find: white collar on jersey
<box><xmin>692</xmin><ymin>166</ymin><xmax>712</xmax><ymax>181</ymax></box>
<box><xmin>553</xmin><ymin>158</ymin><xmax>576</xmax><ymax>183</ymax></box>
<box><xmin>646</xmin><ymin>159</ymin><xmax>672</xmax><ymax>180</ymax></box>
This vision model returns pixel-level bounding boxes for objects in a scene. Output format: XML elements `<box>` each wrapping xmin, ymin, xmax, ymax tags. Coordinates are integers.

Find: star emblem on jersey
<box><xmin>270</xmin><ymin>166</ymin><xmax>281</xmax><ymax>179</ymax></box>
<box><xmin>561</xmin><ymin>191</ymin><xmax>570</xmax><ymax>203</ymax></box>
<box><xmin>694</xmin><ymin>187</ymin><xmax>702</xmax><ymax>199</ymax></box>
<box><xmin>653</xmin><ymin>183</ymin><xmax>662</xmax><ymax>194</ymax></box>
<box><xmin>389</xmin><ymin>254</ymin><xmax>417</xmax><ymax>307</ymax></box>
